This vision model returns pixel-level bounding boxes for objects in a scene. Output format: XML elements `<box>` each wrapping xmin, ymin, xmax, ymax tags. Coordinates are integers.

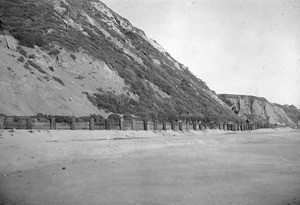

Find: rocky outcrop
<box><xmin>219</xmin><ymin>94</ymin><xmax>296</xmax><ymax>125</ymax></box>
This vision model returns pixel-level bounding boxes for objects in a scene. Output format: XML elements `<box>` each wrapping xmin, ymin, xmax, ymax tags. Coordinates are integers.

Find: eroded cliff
<box><xmin>219</xmin><ymin>94</ymin><xmax>296</xmax><ymax>125</ymax></box>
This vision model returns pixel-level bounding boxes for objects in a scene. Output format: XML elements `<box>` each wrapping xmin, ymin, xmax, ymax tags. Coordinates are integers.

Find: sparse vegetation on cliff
<box><xmin>0</xmin><ymin>0</ymin><xmax>240</xmax><ymax>122</ymax></box>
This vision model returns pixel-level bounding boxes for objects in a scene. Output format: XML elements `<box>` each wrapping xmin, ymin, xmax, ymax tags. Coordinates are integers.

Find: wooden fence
<box><xmin>0</xmin><ymin>115</ymin><xmax>267</xmax><ymax>131</ymax></box>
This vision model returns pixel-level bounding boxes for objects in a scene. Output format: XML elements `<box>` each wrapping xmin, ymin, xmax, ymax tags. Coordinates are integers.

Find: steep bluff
<box><xmin>219</xmin><ymin>94</ymin><xmax>296</xmax><ymax>125</ymax></box>
<box><xmin>0</xmin><ymin>0</ymin><xmax>238</xmax><ymax>121</ymax></box>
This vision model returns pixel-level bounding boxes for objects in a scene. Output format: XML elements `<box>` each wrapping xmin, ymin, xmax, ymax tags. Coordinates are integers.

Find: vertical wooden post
<box><xmin>26</xmin><ymin>118</ymin><xmax>31</xmax><ymax>130</ymax></box>
<box><xmin>89</xmin><ymin>117</ymin><xmax>94</xmax><ymax>130</ymax></box>
<box><xmin>171</xmin><ymin>122</ymin><xmax>175</xmax><ymax>130</ymax></box>
<box><xmin>132</xmin><ymin>119</ymin><xmax>136</xmax><ymax>130</ymax></box>
<box><xmin>154</xmin><ymin>120</ymin><xmax>158</xmax><ymax>130</ymax></box>
<box><xmin>144</xmin><ymin>120</ymin><xmax>148</xmax><ymax>131</ymax></box>
<box><xmin>192</xmin><ymin>122</ymin><xmax>196</xmax><ymax>130</ymax></box>
<box><xmin>162</xmin><ymin>121</ymin><xmax>166</xmax><ymax>130</ymax></box>
<box><xmin>50</xmin><ymin>117</ymin><xmax>56</xmax><ymax>130</ymax></box>
<box><xmin>119</xmin><ymin>118</ymin><xmax>124</xmax><ymax>130</ymax></box>
<box><xmin>105</xmin><ymin>119</ymin><xmax>109</xmax><ymax>130</ymax></box>
<box><xmin>0</xmin><ymin>116</ymin><xmax>4</xmax><ymax>129</ymax></box>
<box><xmin>199</xmin><ymin>124</ymin><xmax>204</xmax><ymax>131</ymax></box>
<box><xmin>71</xmin><ymin>117</ymin><xmax>75</xmax><ymax>130</ymax></box>
<box><xmin>179</xmin><ymin>122</ymin><xmax>183</xmax><ymax>131</ymax></box>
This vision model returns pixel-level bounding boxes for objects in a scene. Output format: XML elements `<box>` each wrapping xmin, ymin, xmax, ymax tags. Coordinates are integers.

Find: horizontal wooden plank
<box><xmin>74</xmin><ymin>122</ymin><xmax>89</xmax><ymax>130</ymax></box>
<box><xmin>156</xmin><ymin>123</ymin><xmax>163</xmax><ymax>130</ymax></box>
<box><xmin>109</xmin><ymin>125</ymin><xmax>120</xmax><ymax>130</ymax></box>
<box><xmin>56</xmin><ymin>123</ymin><xmax>71</xmax><ymax>130</ymax></box>
<box><xmin>93</xmin><ymin>125</ymin><xmax>106</xmax><ymax>130</ymax></box>
<box><xmin>124</xmin><ymin>121</ymin><xmax>132</xmax><ymax>130</ymax></box>
<box><xmin>148</xmin><ymin>122</ymin><xmax>154</xmax><ymax>130</ymax></box>
<box><xmin>5</xmin><ymin>122</ymin><xmax>27</xmax><ymax>129</ymax></box>
<box><xmin>94</xmin><ymin>122</ymin><xmax>105</xmax><ymax>126</ymax></box>
<box><xmin>31</xmin><ymin>122</ymin><xmax>50</xmax><ymax>130</ymax></box>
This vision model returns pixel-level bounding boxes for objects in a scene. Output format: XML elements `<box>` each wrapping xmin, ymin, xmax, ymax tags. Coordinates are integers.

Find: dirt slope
<box><xmin>0</xmin><ymin>0</ymin><xmax>237</xmax><ymax>121</ymax></box>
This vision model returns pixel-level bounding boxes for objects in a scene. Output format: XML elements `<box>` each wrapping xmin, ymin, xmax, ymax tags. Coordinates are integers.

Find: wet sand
<box><xmin>0</xmin><ymin>129</ymin><xmax>300</xmax><ymax>205</ymax></box>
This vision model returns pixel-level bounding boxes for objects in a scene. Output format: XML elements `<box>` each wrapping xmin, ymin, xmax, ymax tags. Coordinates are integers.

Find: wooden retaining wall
<box><xmin>0</xmin><ymin>115</ymin><xmax>270</xmax><ymax>132</ymax></box>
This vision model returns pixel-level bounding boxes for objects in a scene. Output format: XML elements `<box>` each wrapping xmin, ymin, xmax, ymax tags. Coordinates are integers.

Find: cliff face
<box><xmin>0</xmin><ymin>0</ymin><xmax>238</xmax><ymax>121</ymax></box>
<box><xmin>219</xmin><ymin>94</ymin><xmax>296</xmax><ymax>125</ymax></box>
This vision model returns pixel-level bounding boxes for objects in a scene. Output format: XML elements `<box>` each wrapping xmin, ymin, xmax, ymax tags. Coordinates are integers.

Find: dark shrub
<box><xmin>23</xmin><ymin>62</ymin><xmax>32</xmax><ymax>70</ymax></box>
<box><xmin>48</xmin><ymin>48</ymin><xmax>60</xmax><ymax>56</ymax></box>
<box><xmin>52</xmin><ymin>76</ymin><xmax>65</xmax><ymax>86</ymax></box>
<box><xmin>17</xmin><ymin>46</ymin><xmax>27</xmax><ymax>57</ymax></box>
<box><xmin>70</xmin><ymin>54</ymin><xmax>76</xmax><ymax>60</ymax></box>
<box><xmin>54</xmin><ymin>116</ymin><xmax>72</xmax><ymax>123</ymax></box>
<box><xmin>123</xmin><ymin>113</ymin><xmax>133</xmax><ymax>120</ymax></box>
<box><xmin>90</xmin><ymin>114</ymin><xmax>104</xmax><ymax>122</ymax></box>
<box><xmin>27</xmin><ymin>60</ymin><xmax>47</xmax><ymax>74</ymax></box>
<box><xmin>28</xmin><ymin>54</ymin><xmax>35</xmax><ymax>59</ymax></box>
<box><xmin>108</xmin><ymin>114</ymin><xmax>121</xmax><ymax>121</ymax></box>
<box><xmin>18</xmin><ymin>56</ymin><xmax>25</xmax><ymax>63</ymax></box>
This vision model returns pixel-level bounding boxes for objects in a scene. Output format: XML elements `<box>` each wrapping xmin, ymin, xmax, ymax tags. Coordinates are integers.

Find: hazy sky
<box><xmin>101</xmin><ymin>0</ymin><xmax>300</xmax><ymax>108</ymax></box>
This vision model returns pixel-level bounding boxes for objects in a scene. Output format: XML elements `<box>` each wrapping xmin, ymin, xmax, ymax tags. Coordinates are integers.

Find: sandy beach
<box><xmin>0</xmin><ymin>128</ymin><xmax>299</xmax><ymax>205</ymax></box>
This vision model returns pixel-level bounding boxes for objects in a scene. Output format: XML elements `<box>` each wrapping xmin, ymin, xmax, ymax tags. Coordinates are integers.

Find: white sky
<box><xmin>101</xmin><ymin>0</ymin><xmax>300</xmax><ymax>108</ymax></box>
